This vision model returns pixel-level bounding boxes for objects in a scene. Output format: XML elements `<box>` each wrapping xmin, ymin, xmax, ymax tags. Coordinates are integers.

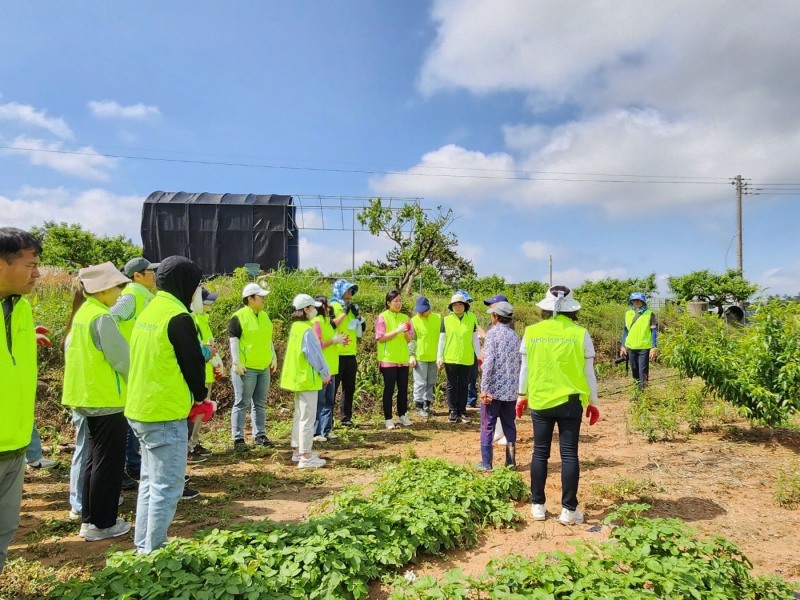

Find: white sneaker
<box><xmin>83</xmin><ymin>519</ymin><xmax>131</xmax><ymax>541</ymax></box>
<box><xmin>416</xmin><ymin>408</ymin><xmax>428</xmax><ymax>417</ymax></box>
<box><xmin>531</xmin><ymin>504</ymin><xmax>547</xmax><ymax>521</ymax></box>
<box><xmin>313</xmin><ymin>435</ymin><xmax>327</xmax><ymax>442</ymax></box>
<box><xmin>78</xmin><ymin>522</ymin><xmax>89</xmax><ymax>538</ymax></box>
<box><xmin>298</xmin><ymin>455</ymin><xmax>326</xmax><ymax>469</ymax></box>
<box><xmin>27</xmin><ymin>457</ymin><xmax>58</xmax><ymax>469</ymax></box>
<box><xmin>293</xmin><ymin>452</ymin><xmax>318</xmax><ymax>462</ymax></box>
<box><xmin>326</xmin><ymin>431</ymin><xmax>338</xmax><ymax>440</ymax></box>
<box><xmin>68</xmin><ymin>509</ymin><xmax>81</xmax><ymax>521</ymax></box>
<box><xmin>398</xmin><ymin>414</ymin><xmax>412</xmax><ymax>427</ymax></box>
<box><xmin>559</xmin><ymin>508</ymin><xmax>584</xmax><ymax>525</ymax></box>
<box><xmin>385</xmin><ymin>419</ymin><xmax>395</xmax><ymax>430</ymax></box>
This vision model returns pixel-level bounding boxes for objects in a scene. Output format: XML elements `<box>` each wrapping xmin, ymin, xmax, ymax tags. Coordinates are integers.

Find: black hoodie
<box><xmin>156</xmin><ymin>256</ymin><xmax>207</xmax><ymax>402</ymax></box>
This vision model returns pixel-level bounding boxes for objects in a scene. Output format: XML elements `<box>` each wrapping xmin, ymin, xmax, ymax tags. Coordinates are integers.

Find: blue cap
<box><xmin>483</xmin><ymin>294</ymin><xmax>508</xmax><ymax>306</ymax></box>
<box><xmin>629</xmin><ymin>292</ymin><xmax>647</xmax><ymax>305</ymax></box>
<box><xmin>414</xmin><ymin>296</ymin><xmax>431</xmax><ymax>313</ymax></box>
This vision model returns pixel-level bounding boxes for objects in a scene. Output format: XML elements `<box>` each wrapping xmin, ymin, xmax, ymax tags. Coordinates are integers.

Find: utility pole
<box><xmin>734</xmin><ymin>175</ymin><xmax>743</xmax><ymax>275</ymax></box>
<box><xmin>548</xmin><ymin>255</ymin><xmax>553</xmax><ymax>287</ymax></box>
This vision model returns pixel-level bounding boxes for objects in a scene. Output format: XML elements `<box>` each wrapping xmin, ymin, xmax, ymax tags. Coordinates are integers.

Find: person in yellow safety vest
<box><xmin>112</xmin><ymin>257</ymin><xmax>159</xmax><ymax>486</ymax></box>
<box><xmin>516</xmin><ymin>286</ymin><xmax>600</xmax><ymax>526</ymax></box>
<box><xmin>311</xmin><ymin>296</ymin><xmax>348</xmax><ymax>442</ymax></box>
<box><xmin>375</xmin><ymin>290</ymin><xmax>415</xmax><ymax>430</ymax></box>
<box><xmin>62</xmin><ymin>262</ymin><xmax>132</xmax><ymax>542</ymax></box>
<box><xmin>619</xmin><ymin>292</ymin><xmax>658</xmax><ymax>389</ymax></box>
<box><xmin>437</xmin><ymin>292</ymin><xmax>482</xmax><ymax>424</ymax></box>
<box><xmin>409</xmin><ymin>296</ymin><xmax>441</xmax><ymax>417</ymax></box>
<box><xmin>187</xmin><ymin>288</ymin><xmax>222</xmax><ymax>463</ymax></box>
<box><xmin>125</xmin><ymin>256</ymin><xmax>209</xmax><ymax>554</ymax></box>
<box><xmin>281</xmin><ymin>294</ymin><xmax>331</xmax><ymax>469</ymax></box>
<box><xmin>228</xmin><ymin>282</ymin><xmax>277</xmax><ymax>452</ymax></box>
<box><xmin>0</xmin><ymin>227</ymin><xmax>41</xmax><ymax>573</ymax></box>
<box><xmin>329</xmin><ymin>279</ymin><xmax>364</xmax><ymax>428</ymax></box>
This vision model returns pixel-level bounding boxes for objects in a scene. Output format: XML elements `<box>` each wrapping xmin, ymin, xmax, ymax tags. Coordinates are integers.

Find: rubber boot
<box><xmin>505</xmin><ymin>442</ymin><xmax>516</xmax><ymax>468</ymax></box>
<box><xmin>477</xmin><ymin>445</ymin><xmax>493</xmax><ymax>471</ymax></box>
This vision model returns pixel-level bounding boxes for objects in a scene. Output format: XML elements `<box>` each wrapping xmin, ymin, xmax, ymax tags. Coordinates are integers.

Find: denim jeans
<box><xmin>412</xmin><ymin>361</ymin><xmax>438</xmax><ymax>408</ymax></box>
<box><xmin>128</xmin><ymin>419</ymin><xmax>188</xmax><ymax>554</ymax></box>
<box><xmin>69</xmin><ymin>411</ymin><xmax>88</xmax><ymax>514</ymax></box>
<box><xmin>24</xmin><ymin>425</ymin><xmax>43</xmax><ymax>463</ymax></box>
<box><xmin>0</xmin><ymin>456</ymin><xmax>25</xmax><ymax>574</ymax></box>
<box><xmin>530</xmin><ymin>396</ymin><xmax>583</xmax><ymax>511</ymax></box>
<box><xmin>126</xmin><ymin>423</ymin><xmax>141</xmax><ymax>473</ymax></box>
<box><xmin>314</xmin><ymin>381</ymin><xmax>335</xmax><ymax>437</ymax></box>
<box><xmin>628</xmin><ymin>349</ymin><xmax>650</xmax><ymax>389</ymax></box>
<box><xmin>467</xmin><ymin>359</ymin><xmax>479</xmax><ymax>405</ymax></box>
<box><xmin>231</xmin><ymin>368</ymin><xmax>271</xmax><ymax>441</ymax></box>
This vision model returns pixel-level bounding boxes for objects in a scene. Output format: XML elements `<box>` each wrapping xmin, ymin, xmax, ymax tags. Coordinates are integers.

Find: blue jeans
<box><xmin>231</xmin><ymin>368</ymin><xmax>271</xmax><ymax>441</ymax></box>
<box><xmin>314</xmin><ymin>381</ymin><xmax>335</xmax><ymax>437</ymax></box>
<box><xmin>467</xmin><ymin>360</ymin><xmax>478</xmax><ymax>405</ymax></box>
<box><xmin>69</xmin><ymin>411</ymin><xmax>88</xmax><ymax>513</ymax></box>
<box><xmin>25</xmin><ymin>425</ymin><xmax>43</xmax><ymax>463</ymax></box>
<box><xmin>628</xmin><ymin>349</ymin><xmax>650</xmax><ymax>389</ymax></box>
<box><xmin>126</xmin><ymin>423</ymin><xmax>141</xmax><ymax>473</ymax></box>
<box><xmin>129</xmin><ymin>419</ymin><xmax>188</xmax><ymax>554</ymax></box>
<box><xmin>0</xmin><ymin>456</ymin><xmax>25</xmax><ymax>574</ymax></box>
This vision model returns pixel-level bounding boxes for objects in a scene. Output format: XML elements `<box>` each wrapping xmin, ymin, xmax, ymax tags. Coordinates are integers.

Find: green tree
<box><xmin>668</xmin><ymin>269</ymin><xmax>758</xmax><ymax>316</ymax></box>
<box><xmin>575</xmin><ymin>274</ymin><xmax>657</xmax><ymax>306</ymax></box>
<box><xmin>357</xmin><ymin>199</ymin><xmax>474</xmax><ymax>295</ymax></box>
<box><xmin>30</xmin><ymin>221</ymin><xmax>142</xmax><ymax>271</ymax></box>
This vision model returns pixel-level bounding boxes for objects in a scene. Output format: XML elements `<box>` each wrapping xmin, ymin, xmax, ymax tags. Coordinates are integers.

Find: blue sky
<box><xmin>2</xmin><ymin>1</ymin><xmax>799</xmax><ymax>296</ymax></box>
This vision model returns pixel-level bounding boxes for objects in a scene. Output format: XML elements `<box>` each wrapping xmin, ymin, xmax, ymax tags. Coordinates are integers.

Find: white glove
<box><xmin>395</xmin><ymin>324</ymin><xmax>407</xmax><ymax>335</ymax></box>
<box><xmin>409</xmin><ymin>356</ymin><xmax>417</xmax><ymax>368</ymax></box>
<box><xmin>332</xmin><ymin>333</ymin><xmax>347</xmax><ymax>345</ymax></box>
<box><xmin>233</xmin><ymin>363</ymin><xmax>246</xmax><ymax>376</ymax></box>
<box><xmin>436</xmin><ymin>358</ymin><xmax>444</xmax><ymax>370</ymax></box>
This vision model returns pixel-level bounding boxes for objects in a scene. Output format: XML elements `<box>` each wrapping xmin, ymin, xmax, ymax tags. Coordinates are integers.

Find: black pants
<box><xmin>380</xmin><ymin>366</ymin><xmax>409</xmax><ymax>420</ymax></box>
<box><xmin>530</xmin><ymin>396</ymin><xmax>583</xmax><ymax>511</ymax></box>
<box><xmin>444</xmin><ymin>363</ymin><xmax>471</xmax><ymax>415</ymax></box>
<box><xmin>628</xmin><ymin>349</ymin><xmax>650</xmax><ymax>389</ymax></box>
<box><xmin>335</xmin><ymin>355</ymin><xmax>357</xmax><ymax>423</ymax></box>
<box><xmin>83</xmin><ymin>412</ymin><xmax>126</xmax><ymax>528</ymax></box>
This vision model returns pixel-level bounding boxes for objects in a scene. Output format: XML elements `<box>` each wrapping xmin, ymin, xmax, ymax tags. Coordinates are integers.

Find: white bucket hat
<box><xmin>448</xmin><ymin>292</ymin><xmax>470</xmax><ymax>309</ymax></box>
<box><xmin>78</xmin><ymin>262</ymin><xmax>130</xmax><ymax>294</ymax></box>
<box><xmin>536</xmin><ymin>286</ymin><xmax>581</xmax><ymax>313</ymax></box>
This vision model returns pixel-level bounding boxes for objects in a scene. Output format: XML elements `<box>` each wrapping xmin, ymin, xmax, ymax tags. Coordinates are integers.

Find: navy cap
<box><xmin>201</xmin><ymin>289</ymin><xmax>219</xmax><ymax>304</ymax></box>
<box><xmin>414</xmin><ymin>296</ymin><xmax>432</xmax><ymax>313</ymax></box>
<box><xmin>483</xmin><ymin>294</ymin><xmax>509</xmax><ymax>306</ymax></box>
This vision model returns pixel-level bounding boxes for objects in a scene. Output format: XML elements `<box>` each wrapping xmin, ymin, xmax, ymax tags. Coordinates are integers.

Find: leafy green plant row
<box><xmin>389</xmin><ymin>504</ymin><xmax>798</xmax><ymax>599</ymax></box>
<box><xmin>662</xmin><ymin>301</ymin><xmax>800</xmax><ymax>426</ymax></box>
<box><xmin>55</xmin><ymin>459</ymin><xmax>528</xmax><ymax>600</ymax></box>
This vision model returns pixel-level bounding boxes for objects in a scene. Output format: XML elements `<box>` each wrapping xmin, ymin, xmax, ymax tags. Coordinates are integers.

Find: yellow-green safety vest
<box><xmin>442</xmin><ymin>311</ymin><xmax>477</xmax><ymax>365</ymax></box>
<box><xmin>313</xmin><ymin>314</ymin><xmax>340</xmax><ymax>376</ymax></box>
<box><xmin>280</xmin><ymin>321</ymin><xmax>322</xmax><ymax>392</ymax></box>
<box><xmin>193</xmin><ymin>312</ymin><xmax>215</xmax><ymax>385</ymax></box>
<box><xmin>117</xmin><ymin>282</ymin><xmax>154</xmax><ymax>341</ymax></box>
<box><xmin>523</xmin><ymin>315</ymin><xmax>590</xmax><ymax>410</ymax></box>
<box><xmin>624</xmin><ymin>309</ymin><xmax>654</xmax><ymax>350</ymax></box>
<box><xmin>62</xmin><ymin>297</ymin><xmax>126</xmax><ymax>409</ymax></box>
<box><xmin>378</xmin><ymin>310</ymin><xmax>410</xmax><ymax>364</ymax></box>
<box><xmin>0</xmin><ymin>297</ymin><xmax>36</xmax><ymax>452</ymax></box>
<box><xmin>331</xmin><ymin>300</ymin><xmax>357</xmax><ymax>356</ymax></box>
<box><xmin>232</xmin><ymin>306</ymin><xmax>273</xmax><ymax>369</ymax></box>
<box><xmin>125</xmin><ymin>291</ymin><xmax>194</xmax><ymax>422</ymax></box>
<box><xmin>411</xmin><ymin>312</ymin><xmax>441</xmax><ymax>362</ymax></box>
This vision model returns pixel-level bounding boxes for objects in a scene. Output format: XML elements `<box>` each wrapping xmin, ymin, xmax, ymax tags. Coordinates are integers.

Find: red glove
<box><xmin>188</xmin><ymin>401</ymin><xmax>214</xmax><ymax>423</ymax></box>
<box><xmin>515</xmin><ymin>397</ymin><xmax>528</xmax><ymax>418</ymax></box>
<box><xmin>477</xmin><ymin>358</ymin><xmax>483</xmax><ymax>368</ymax></box>
<box><xmin>35</xmin><ymin>326</ymin><xmax>52</xmax><ymax>347</ymax></box>
<box><xmin>585</xmin><ymin>405</ymin><xmax>600</xmax><ymax>426</ymax></box>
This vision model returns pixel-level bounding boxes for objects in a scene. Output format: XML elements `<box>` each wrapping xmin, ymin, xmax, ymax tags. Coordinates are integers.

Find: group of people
<box><xmin>0</xmin><ymin>223</ymin><xmax>662</xmax><ymax>574</ymax></box>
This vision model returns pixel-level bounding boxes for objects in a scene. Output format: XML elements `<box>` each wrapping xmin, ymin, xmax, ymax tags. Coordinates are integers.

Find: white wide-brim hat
<box><xmin>536</xmin><ymin>286</ymin><xmax>582</xmax><ymax>312</ymax></box>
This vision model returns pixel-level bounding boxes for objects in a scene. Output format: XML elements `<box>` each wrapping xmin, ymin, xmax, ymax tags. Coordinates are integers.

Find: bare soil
<box><xmin>14</xmin><ymin>372</ymin><xmax>800</xmax><ymax>596</ymax></box>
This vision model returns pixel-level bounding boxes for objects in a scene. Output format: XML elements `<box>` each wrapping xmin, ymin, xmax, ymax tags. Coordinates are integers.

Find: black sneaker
<box><xmin>254</xmin><ymin>436</ymin><xmax>274</xmax><ymax>448</ymax></box>
<box><xmin>180</xmin><ymin>486</ymin><xmax>200</xmax><ymax>500</ymax></box>
<box><xmin>233</xmin><ymin>439</ymin><xmax>249</xmax><ymax>453</ymax></box>
<box><xmin>121</xmin><ymin>474</ymin><xmax>138</xmax><ymax>490</ymax></box>
<box><xmin>340</xmin><ymin>420</ymin><xmax>357</xmax><ymax>428</ymax></box>
<box><xmin>459</xmin><ymin>413</ymin><xmax>470</xmax><ymax>424</ymax></box>
<box><xmin>193</xmin><ymin>444</ymin><xmax>212</xmax><ymax>456</ymax></box>
<box><xmin>184</xmin><ymin>474</ymin><xmax>191</xmax><ymax>484</ymax></box>
<box><xmin>187</xmin><ymin>451</ymin><xmax>207</xmax><ymax>464</ymax></box>
<box><xmin>448</xmin><ymin>412</ymin><xmax>458</xmax><ymax>423</ymax></box>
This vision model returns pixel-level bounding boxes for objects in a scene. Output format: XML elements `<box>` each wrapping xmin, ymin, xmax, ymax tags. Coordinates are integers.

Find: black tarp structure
<box><xmin>141</xmin><ymin>191</ymin><xmax>299</xmax><ymax>276</ymax></box>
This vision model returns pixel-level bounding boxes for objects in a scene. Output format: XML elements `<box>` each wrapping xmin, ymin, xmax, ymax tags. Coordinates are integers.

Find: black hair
<box><xmin>315</xmin><ymin>295</ymin><xmax>329</xmax><ymax>315</ymax></box>
<box><xmin>385</xmin><ymin>289</ymin><xmax>401</xmax><ymax>309</ymax></box>
<box><xmin>291</xmin><ymin>308</ymin><xmax>309</xmax><ymax>321</ymax></box>
<box><xmin>497</xmin><ymin>315</ymin><xmax>513</xmax><ymax>325</ymax></box>
<box><xmin>540</xmin><ymin>310</ymin><xmax>578</xmax><ymax>321</ymax></box>
<box><xmin>0</xmin><ymin>227</ymin><xmax>42</xmax><ymax>264</ymax></box>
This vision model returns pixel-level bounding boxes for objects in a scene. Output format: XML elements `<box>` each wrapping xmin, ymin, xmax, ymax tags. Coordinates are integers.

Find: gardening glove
<box><xmin>233</xmin><ymin>362</ymin><xmax>246</xmax><ymax>377</ymax></box>
<box><xmin>586</xmin><ymin>405</ymin><xmax>600</xmax><ymax>426</ymax></box>
<box><xmin>188</xmin><ymin>401</ymin><xmax>214</xmax><ymax>423</ymax></box>
<box><xmin>515</xmin><ymin>397</ymin><xmax>528</xmax><ymax>418</ymax></box>
<box><xmin>477</xmin><ymin>358</ymin><xmax>483</xmax><ymax>369</ymax></box>
<box><xmin>332</xmin><ymin>333</ymin><xmax>347</xmax><ymax>345</ymax></box>
<box><xmin>270</xmin><ymin>359</ymin><xmax>277</xmax><ymax>375</ymax></box>
<box><xmin>409</xmin><ymin>356</ymin><xmax>417</xmax><ymax>368</ymax></box>
<box><xmin>35</xmin><ymin>326</ymin><xmax>52</xmax><ymax>347</ymax></box>
<box><xmin>395</xmin><ymin>324</ymin><xmax>408</xmax><ymax>335</ymax></box>
<box><xmin>210</xmin><ymin>355</ymin><xmax>225</xmax><ymax>380</ymax></box>
<box><xmin>436</xmin><ymin>357</ymin><xmax>444</xmax><ymax>370</ymax></box>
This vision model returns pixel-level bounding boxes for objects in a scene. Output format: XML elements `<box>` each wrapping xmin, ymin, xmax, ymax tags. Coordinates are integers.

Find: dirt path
<box><xmin>15</xmin><ymin>373</ymin><xmax>800</xmax><ymax>596</ymax></box>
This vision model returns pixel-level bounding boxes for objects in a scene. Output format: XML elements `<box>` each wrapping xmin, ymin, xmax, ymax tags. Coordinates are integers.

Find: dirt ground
<box><xmin>14</xmin><ymin>371</ymin><xmax>800</xmax><ymax>597</ymax></box>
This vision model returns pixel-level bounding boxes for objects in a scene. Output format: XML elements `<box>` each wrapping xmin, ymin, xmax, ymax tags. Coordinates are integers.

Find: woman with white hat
<box><xmin>62</xmin><ymin>262</ymin><xmax>132</xmax><ymax>541</ymax></box>
<box><xmin>437</xmin><ymin>292</ymin><xmax>481</xmax><ymax>423</ymax></box>
<box><xmin>517</xmin><ymin>285</ymin><xmax>600</xmax><ymax>525</ymax></box>
<box><xmin>281</xmin><ymin>294</ymin><xmax>331</xmax><ymax>468</ymax></box>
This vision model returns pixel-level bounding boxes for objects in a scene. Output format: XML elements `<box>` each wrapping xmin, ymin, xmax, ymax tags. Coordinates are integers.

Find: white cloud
<box><xmin>298</xmin><ymin>231</ymin><xmax>394</xmax><ymax>275</ymax></box>
<box><xmin>5</xmin><ymin>136</ymin><xmax>116</xmax><ymax>180</ymax></box>
<box><xmin>521</xmin><ymin>240</ymin><xmax>555</xmax><ymax>260</ymax></box>
<box><xmin>88</xmin><ymin>100</ymin><xmax>161</xmax><ymax>120</ymax></box>
<box><xmin>0</xmin><ymin>187</ymin><xmax>145</xmax><ymax>240</ymax></box>
<box><xmin>758</xmin><ymin>267</ymin><xmax>800</xmax><ymax>297</ymax></box>
<box><xmin>549</xmin><ymin>267</ymin><xmax>628</xmax><ymax>289</ymax></box>
<box><xmin>0</xmin><ymin>101</ymin><xmax>73</xmax><ymax>138</ymax></box>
